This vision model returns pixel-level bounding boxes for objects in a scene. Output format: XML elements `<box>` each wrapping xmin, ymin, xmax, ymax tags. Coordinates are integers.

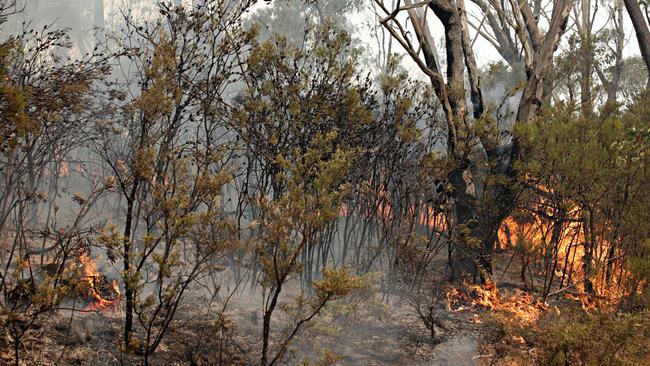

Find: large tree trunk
<box><xmin>382</xmin><ymin>0</ymin><xmax>575</xmax><ymax>284</ymax></box>
<box><xmin>447</xmin><ymin>166</ymin><xmax>494</xmax><ymax>282</ymax></box>
<box><xmin>428</xmin><ymin>1</ymin><xmax>493</xmax><ymax>282</ymax></box>
<box><xmin>623</xmin><ymin>0</ymin><xmax>650</xmax><ymax>86</ymax></box>
<box><xmin>457</xmin><ymin>0</ymin><xmax>484</xmax><ymax>119</ymax></box>
<box><xmin>517</xmin><ymin>0</ymin><xmax>574</xmax><ymax>122</ymax></box>
<box><xmin>430</xmin><ymin>0</ymin><xmax>469</xmax><ymax>128</ymax></box>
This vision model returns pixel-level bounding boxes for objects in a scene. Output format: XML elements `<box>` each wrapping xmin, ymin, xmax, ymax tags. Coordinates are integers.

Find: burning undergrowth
<box><xmin>446</xmin><ymin>281</ymin><xmax>549</xmax><ymax>325</ymax></box>
<box><xmin>77</xmin><ymin>254</ymin><xmax>121</xmax><ymax>313</ymax></box>
<box><xmin>19</xmin><ymin>251</ymin><xmax>123</xmax><ymax>313</ymax></box>
<box><xmin>497</xmin><ymin>195</ymin><xmax>638</xmax><ymax>312</ymax></box>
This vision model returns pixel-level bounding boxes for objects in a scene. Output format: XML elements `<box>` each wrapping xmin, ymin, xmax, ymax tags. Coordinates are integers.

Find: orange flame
<box><xmin>496</xmin><ymin>192</ymin><xmax>633</xmax><ymax>309</ymax></box>
<box><xmin>340</xmin><ymin>185</ymin><xmax>448</xmax><ymax>233</ymax></box>
<box><xmin>79</xmin><ymin>254</ymin><xmax>121</xmax><ymax>312</ymax></box>
<box><xmin>447</xmin><ymin>281</ymin><xmax>548</xmax><ymax>324</ymax></box>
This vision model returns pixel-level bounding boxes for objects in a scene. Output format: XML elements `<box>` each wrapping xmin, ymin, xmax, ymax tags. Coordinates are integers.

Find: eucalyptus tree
<box><xmin>374</xmin><ymin>0</ymin><xmax>575</xmax><ymax>282</ymax></box>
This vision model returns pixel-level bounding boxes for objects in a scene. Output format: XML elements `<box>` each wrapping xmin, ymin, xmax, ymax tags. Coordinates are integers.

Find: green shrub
<box><xmin>536</xmin><ymin>307</ymin><xmax>649</xmax><ymax>365</ymax></box>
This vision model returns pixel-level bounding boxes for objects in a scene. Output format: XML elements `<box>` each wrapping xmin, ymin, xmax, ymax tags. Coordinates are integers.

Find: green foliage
<box><xmin>249</xmin><ymin>0</ymin><xmax>363</xmax><ymax>44</ymax></box>
<box><xmin>516</xmin><ymin>93</ymin><xmax>649</xmax><ymax>223</ymax></box>
<box><xmin>487</xmin><ymin>306</ymin><xmax>650</xmax><ymax>365</ymax></box>
<box><xmin>313</xmin><ymin>267</ymin><xmax>365</xmax><ymax>300</ymax></box>
<box><xmin>235</xmin><ymin>24</ymin><xmax>383</xmax><ymax>366</ymax></box>
<box><xmin>0</xmin><ymin>40</ymin><xmax>32</xmax><ymax>151</ymax></box>
<box><xmin>89</xmin><ymin>2</ymin><xmax>258</xmax><ymax>358</ymax></box>
<box><xmin>0</xmin><ymin>25</ymin><xmax>108</xmax><ymax>154</ymax></box>
<box><xmin>6</xmin><ymin>1</ymin><xmax>650</xmax><ymax>364</ymax></box>
<box><xmin>233</xmin><ymin>24</ymin><xmax>374</xmax><ymax>176</ymax></box>
<box><xmin>535</xmin><ymin>308</ymin><xmax>650</xmax><ymax>365</ymax></box>
<box><xmin>514</xmin><ymin>91</ymin><xmax>650</xmax><ymax>300</ymax></box>
<box><xmin>516</xmin><ymin>105</ymin><xmax>622</xmax><ymax>203</ymax></box>
<box><xmin>298</xmin><ymin>348</ymin><xmax>344</xmax><ymax>366</ymax></box>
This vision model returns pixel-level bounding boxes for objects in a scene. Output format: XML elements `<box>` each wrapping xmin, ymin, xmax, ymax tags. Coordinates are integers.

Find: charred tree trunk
<box><xmin>447</xmin><ymin>166</ymin><xmax>496</xmax><ymax>283</ymax></box>
<box><xmin>428</xmin><ymin>0</ymin><xmax>494</xmax><ymax>282</ymax></box>
<box><xmin>382</xmin><ymin>0</ymin><xmax>574</xmax><ymax>284</ymax></box>
<box><xmin>582</xmin><ymin>208</ymin><xmax>596</xmax><ymax>293</ymax></box>
<box><xmin>123</xmin><ymin>183</ymin><xmax>138</xmax><ymax>350</ymax></box>
<box><xmin>430</xmin><ymin>1</ymin><xmax>469</xmax><ymax>127</ymax></box>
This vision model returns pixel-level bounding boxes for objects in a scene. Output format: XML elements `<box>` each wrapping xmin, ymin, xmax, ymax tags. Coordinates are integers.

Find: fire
<box><xmin>447</xmin><ymin>281</ymin><xmax>548</xmax><ymax>324</ymax></box>
<box><xmin>353</xmin><ymin>180</ymin><xmax>632</xmax><ymax>312</ymax></box>
<box><xmin>563</xmin><ymin>292</ymin><xmax>600</xmax><ymax>312</ymax></box>
<box><xmin>496</xmin><ymin>194</ymin><xmax>633</xmax><ymax>309</ymax></box>
<box><xmin>79</xmin><ymin>254</ymin><xmax>121</xmax><ymax>312</ymax></box>
<box><xmin>340</xmin><ymin>184</ymin><xmax>448</xmax><ymax>233</ymax></box>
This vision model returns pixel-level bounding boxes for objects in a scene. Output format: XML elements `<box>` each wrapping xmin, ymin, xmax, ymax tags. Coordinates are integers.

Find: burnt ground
<box><xmin>0</xmin><ymin>290</ymin><xmax>496</xmax><ymax>366</ymax></box>
<box><xmin>1</xmin><ymin>252</ymin><xmax>549</xmax><ymax>365</ymax></box>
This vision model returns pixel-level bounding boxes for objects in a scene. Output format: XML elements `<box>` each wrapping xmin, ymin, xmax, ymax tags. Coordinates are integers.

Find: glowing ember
<box><xmin>79</xmin><ymin>254</ymin><xmax>121</xmax><ymax>312</ymax></box>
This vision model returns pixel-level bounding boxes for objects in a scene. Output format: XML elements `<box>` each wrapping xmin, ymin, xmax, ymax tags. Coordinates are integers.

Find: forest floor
<box><xmin>0</xmin><ymin>253</ymin><xmax>546</xmax><ymax>365</ymax></box>
<box><xmin>0</xmin><ymin>287</ymin><xmax>503</xmax><ymax>365</ymax></box>
<box><xmin>0</xmin><ymin>298</ymin><xmax>492</xmax><ymax>365</ymax></box>
<box><xmin>228</xmin><ymin>291</ymin><xmax>484</xmax><ymax>365</ymax></box>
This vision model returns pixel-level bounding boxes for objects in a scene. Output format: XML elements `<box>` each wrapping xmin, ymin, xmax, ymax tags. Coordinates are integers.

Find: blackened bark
<box><xmin>429</xmin><ymin>1</ymin><xmax>494</xmax><ymax>282</ymax></box>
<box><xmin>123</xmin><ymin>183</ymin><xmax>137</xmax><ymax>350</ymax></box>
<box><xmin>447</xmin><ymin>167</ymin><xmax>481</xmax><ymax>280</ymax></box>
<box><xmin>123</xmin><ymin>123</ymin><xmax>146</xmax><ymax>349</ymax></box>
<box><xmin>582</xmin><ymin>209</ymin><xmax>596</xmax><ymax>293</ymax></box>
